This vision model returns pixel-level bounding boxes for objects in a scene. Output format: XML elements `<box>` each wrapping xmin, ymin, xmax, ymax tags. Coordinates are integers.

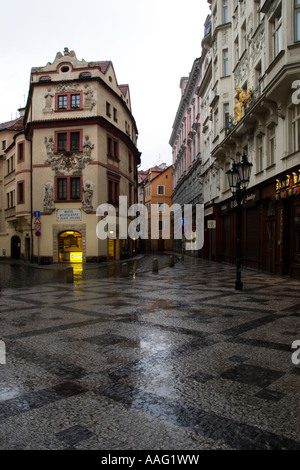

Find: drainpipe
<box><xmin>29</xmin><ymin>135</ymin><xmax>33</xmax><ymax>263</ymax></box>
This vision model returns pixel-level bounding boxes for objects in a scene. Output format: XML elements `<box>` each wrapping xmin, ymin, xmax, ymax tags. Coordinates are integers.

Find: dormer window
<box><xmin>79</xmin><ymin>72</ymin><xmax>91</xmax><ymax>79</ymax></box>
<box><xmin>56</xmin><ymin>92</ymin><xmax>82</xmax><ymax>111</ymax></box>
<box><xmin>39</xmin><ymin>75</ymin><xmax>51</xmax><ymax>82</ymax></box>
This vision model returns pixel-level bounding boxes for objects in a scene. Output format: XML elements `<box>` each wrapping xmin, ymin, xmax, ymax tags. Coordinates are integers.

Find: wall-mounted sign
<box><xmin>274</xmin><ymin>169</ymin><xmax>300</xmax><ymax>200</ymax></box>
<box><xmin>207</xmin><ymin>220</ymin><xmax>216</xmax><ymax>229</ymax></box>
<box><xmin>70</xmin><ymin>252</ymin><xmax>82</xmax><ymax>262</ymax></box>
<box><xmin>276</xmin><ymin>170</ymin><xmax>300</xmax><ymax>192</ymax></box>
<box><xmin>56</xmin><ymin>209</ymin><xmax>82</xmax><ymax>221</ymax></box>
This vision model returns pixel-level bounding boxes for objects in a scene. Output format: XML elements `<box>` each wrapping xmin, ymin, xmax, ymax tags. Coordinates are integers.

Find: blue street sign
<box><xmin>35</xmin><ymin>230</ymin><xmax>41</xmax><ymax>237</ymax></box>
<box><xmin>34</xmin><ymin>211</ymin><xmax>40</xmax><ymax>218</ymax></box>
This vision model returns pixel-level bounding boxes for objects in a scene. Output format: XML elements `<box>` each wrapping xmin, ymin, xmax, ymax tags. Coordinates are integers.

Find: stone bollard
<box><xmin>121</xmin><ymin>263</ymin><xmax>129</xmax><ymax>277</ymax></box>
<box><xmin>152</xmin><ymin>258</ymin><xmax>158</xmax><ymax>272</ymax></box>
<box><xmin>66</xmin><ymin>266</ymin><xmax>74</xmax><ymax>283</ymax></box>
<box><xmin>169</xmin><ymin>255</ymin><xmax>174</xmax><ymax>267</ymax></box>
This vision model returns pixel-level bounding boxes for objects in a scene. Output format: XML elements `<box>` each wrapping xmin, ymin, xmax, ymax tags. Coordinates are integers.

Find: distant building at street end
<box><xmin>0</xmin><ymin>48</ymin><xmax>141</xmax><ymax>263</ymax></box>
<box><xmin>138</xmin><ymin>164</ymin><xmax>173</xmax><ymax>253</ymax></box>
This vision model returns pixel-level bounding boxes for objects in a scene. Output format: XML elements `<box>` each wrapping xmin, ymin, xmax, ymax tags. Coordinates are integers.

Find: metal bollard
<box><xmin>169</xmin><ymin>255</ymin><xmax>175</xmax><ymax>267</ymax></box>
<box><xmin>152</xmin><ymin>258</ymin><xmax>158</xmax><ymax>272</ymax></box>
<box><xmin>121</xmin><ymin>263</ymin><xmax>129</xmax><ymax>277</ymax></box>
<box><xmin>66</xmin><ymin>266</ymin><xmax>74</xmax><ymax>283</ymax></box>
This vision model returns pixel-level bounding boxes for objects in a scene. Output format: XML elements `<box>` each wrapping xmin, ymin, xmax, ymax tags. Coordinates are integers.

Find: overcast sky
<box><xmin>0</xmin><ymin>0</ymin><xmax>210</xmax><ymax>170</ymax></box>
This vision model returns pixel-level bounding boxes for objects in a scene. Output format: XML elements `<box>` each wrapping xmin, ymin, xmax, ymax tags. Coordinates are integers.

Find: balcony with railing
<box><xmin>5</xmin><ymin>206</ymin><xmax>16</xmax><ymax>218</ymax></box>
<box><xmin>225</xmin><ymin>84</ymin><xmax>262</xmax><ymax>136</ymax></box>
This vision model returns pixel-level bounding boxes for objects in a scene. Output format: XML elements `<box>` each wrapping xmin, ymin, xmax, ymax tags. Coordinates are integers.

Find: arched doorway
<box><xmin>11</xmin><ymin>236</ymin><xmax>21</xmax><ymax>259</ymax></box>
<box><xmin>58</xmin><ymin>231</ymin><xmax>82</xmax><ymax>263</ymax></box>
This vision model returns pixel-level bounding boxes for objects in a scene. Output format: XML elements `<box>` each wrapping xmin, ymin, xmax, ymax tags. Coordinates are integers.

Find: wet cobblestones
<box><xmin>0</xmin><ymin>255</ymin><xmax>300</xmax><ymax>450</ymax></box>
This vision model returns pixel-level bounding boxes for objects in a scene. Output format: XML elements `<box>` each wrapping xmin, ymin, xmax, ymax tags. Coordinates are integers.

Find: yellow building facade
<box><xmin>0</xmin><ymin>48</ymin><xmax>140</xmax><ymax>263</ymax></box>
<box><xmin>144</xmin><ymin>165</ymin><xmax>173</xmax><ymax>252</ymax></box>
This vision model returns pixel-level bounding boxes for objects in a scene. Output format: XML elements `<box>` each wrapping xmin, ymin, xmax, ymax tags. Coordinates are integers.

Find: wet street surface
<box><xmin>0</xmin><ymin>255</ymin><xmax>300</xmax><ymax>450</ymax></box>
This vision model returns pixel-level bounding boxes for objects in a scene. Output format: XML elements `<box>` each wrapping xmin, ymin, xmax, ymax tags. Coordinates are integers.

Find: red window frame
<box><xmin>107</xmin><ymin>173</ymin><xmax>120</xmax><ymax>204</ymax></box>
<box><xmin>17</xmin><ymin>181</ymin><xmax>25</xmax><ymax>204</ymax></box>
<box><xmin>18</xmin><ymin>141</ymin><xmax>25</xmax><ymax>162</ymax></box>
<box><xmin>55</xmin><ymin>91</ymin><xmax>83</xmax><ymax>111</ymax></box>
<box><xmin>54</xmin><ymin>129</ymin><xmax>83</xmax><ymax>153</ymax></box>
<box><xmin>107</xmin><ymin>135</ymin><xmax>119</xmax><ymax>158</ymax></box>
<box><xmin>55</xmin><ymin>175</ymin><xmax>82</xmax><ymax>201</ymax></box>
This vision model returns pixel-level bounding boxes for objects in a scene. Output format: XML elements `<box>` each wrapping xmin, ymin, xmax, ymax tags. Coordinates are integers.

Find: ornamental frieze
<box><xmin>44</xmin><ymin>135</ymin><xmax>94</xmax><ymax>175</ymax></box>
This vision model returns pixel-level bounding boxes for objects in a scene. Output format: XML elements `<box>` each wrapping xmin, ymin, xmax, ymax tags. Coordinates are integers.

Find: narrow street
<box><xmin>0</xmin><ymin>256</ymin><xmax>300</xmax><ymax>450</ymax></box>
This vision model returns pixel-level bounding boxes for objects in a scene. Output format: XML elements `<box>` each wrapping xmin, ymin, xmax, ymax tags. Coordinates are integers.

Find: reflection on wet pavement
<box><xmin>0</xmin><ymin>255</ymin><xmax>300</xmax><ymax>449</ymax></box>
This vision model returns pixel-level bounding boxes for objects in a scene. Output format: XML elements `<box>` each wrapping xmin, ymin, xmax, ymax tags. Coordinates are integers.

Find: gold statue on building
<box><xmin>234</xmin><ymin>87</ymin><xmax>252</xmax><ymax>124</ymax></box>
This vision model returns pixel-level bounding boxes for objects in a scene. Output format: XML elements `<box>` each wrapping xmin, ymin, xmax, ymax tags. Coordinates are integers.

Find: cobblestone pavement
<box><xmin>0</xmin><ymin>255</ymin><xmax>300</xmax><ymax>450</ymax></box>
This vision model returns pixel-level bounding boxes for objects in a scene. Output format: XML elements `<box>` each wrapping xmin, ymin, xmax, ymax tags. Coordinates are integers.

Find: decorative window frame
<box><xmin>55</xmin><ymin>91</ymin><xmax>83</xmax><ymax>111</ymax></box>
<box><xmin>54</xmin><ymin>129</ymin><xmax>83</xmax><ymax>153</ymax></box>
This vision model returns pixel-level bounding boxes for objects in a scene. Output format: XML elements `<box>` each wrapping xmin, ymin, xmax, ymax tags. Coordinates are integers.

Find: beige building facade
<box><xmin>208</xmin><ymin>0</ymin><xmax>300</xmax><ymax>278</ymax></box>
<box><xmin>0</xmin><ymin>48</ymin><xmax>140</xmax><ymax>263</ymax></box>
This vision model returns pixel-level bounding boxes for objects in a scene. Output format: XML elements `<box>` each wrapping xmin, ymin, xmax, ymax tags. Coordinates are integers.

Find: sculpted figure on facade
<box><xmin>44</xmin><ymin>88</ymin><xmax>54</xmax><ymax>112</ymax></box>
<box><xmin>82</xmin><ymin>181</ymin><xmax>94</xmax><ymax>212</ymax></box>
<box><xmin>234</xmin><ymin>88</ymin><xmax>252</xmax><ymax>124</ymax></box>
<box><xmin>43</xmin><ymin>182</ymin><xmax>55</xmax><ymax>213</ymax></box>
<box><xmin>83</xmin><ymin>84</ymin><xmax>96</xmax><ymax>109</ymax></box>
<box><xmin>45</xmin><ymin>137</ymin><xmax>54</xmax><ymax>161</ymax></box>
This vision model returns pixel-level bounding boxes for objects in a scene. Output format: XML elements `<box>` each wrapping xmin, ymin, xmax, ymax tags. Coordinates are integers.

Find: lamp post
<box><xmin>226</xmin><ymin>154</ymin><xmax>253</xmax><ymax>290</ymax></box>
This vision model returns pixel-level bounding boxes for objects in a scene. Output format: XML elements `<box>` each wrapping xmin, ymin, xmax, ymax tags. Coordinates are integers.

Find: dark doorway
<box><xmin>11</xmin><ymin>236</ymin><xmax>21</xmax><ymax>259</ymax></box>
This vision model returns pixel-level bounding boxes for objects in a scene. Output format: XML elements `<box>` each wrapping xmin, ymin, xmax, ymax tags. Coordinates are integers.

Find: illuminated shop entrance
<box><xmin>58</xmin><ymin>231</ymin><xmax>82</xmax><ymax>263</ymax></box>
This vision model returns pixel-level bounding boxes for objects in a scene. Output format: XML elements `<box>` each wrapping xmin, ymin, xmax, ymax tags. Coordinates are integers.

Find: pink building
<box><xmin>169</xmin><ymin>58</ymin><xmax>203</xmax><ymax>252</ymax></box>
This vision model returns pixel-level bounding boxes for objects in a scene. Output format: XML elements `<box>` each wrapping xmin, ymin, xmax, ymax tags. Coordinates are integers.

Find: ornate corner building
<box><xmin>0</xmin><ymin>48</ymin><xmax>141</xmax><ymax>264</ymax></box>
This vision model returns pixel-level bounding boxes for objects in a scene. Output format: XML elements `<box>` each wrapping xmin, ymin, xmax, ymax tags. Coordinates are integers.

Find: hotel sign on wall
<box><xmin>56</xmin><ymin>209</ymin><xmax>82</xmax><ymax>221</ymax></box>
<box><xmin>274</xmin><ymin>169</ymin><xmax>300</xmax><ymax>200</ymax></box>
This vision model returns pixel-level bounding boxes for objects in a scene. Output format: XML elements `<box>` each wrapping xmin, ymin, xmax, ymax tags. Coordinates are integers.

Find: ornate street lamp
<box><xmin>226</xmin><ymin>154</ymin><xmax>253</xmax><ymax>290</ymax></box>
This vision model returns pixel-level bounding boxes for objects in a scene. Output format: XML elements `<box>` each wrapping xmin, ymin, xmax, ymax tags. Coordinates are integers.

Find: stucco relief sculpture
<box><xmin>57</xmin><ymin>83</ymin><xmax>80</xmax><ymax>93</ymax></box>
<box><xmin>82</xmin><ymin>181</ymin><xmax>94</xmax><ymax>212</ymax></box>
<box><xmin>43</xmin><ymin>88</ymin><xmax>54</xmax><ymax>112</ymax></box>
<box><xmin>234</xmin><ymin>87</ymin><xmax>252</xmax><ymax>125</ymax></box>
<box><xmin>43</xmin><ymin>182</ymin><xmax>55</xmax><ymax>213</ymax></box>
<box><xmin>44</xmin><ymin>135</ymin><xmax>94</xmax><ymax>175</ymax></box>
<box><xmin>83</xmin><ymin>84</ymin><xmax>96</xmax><ymax>109</ymax></box>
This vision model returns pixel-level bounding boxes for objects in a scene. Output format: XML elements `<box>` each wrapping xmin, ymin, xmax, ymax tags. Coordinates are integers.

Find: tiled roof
<box><xmin>119</xmin><ymin>85</ymin><xmax>129</xmax><ymax>97</ymax></box>
<box><xmin>93</xmin><ymin>61</ymin><xmax>111</xmax><ymax>73</ymax></box>
<box><xmin>0</xmin><ymin>117</ymin><xmax>23</xmax><ymax>132</ymax></box>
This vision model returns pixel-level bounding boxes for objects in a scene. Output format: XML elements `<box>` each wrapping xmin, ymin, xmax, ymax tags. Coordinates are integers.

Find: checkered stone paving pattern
<box><xmin>0</xmin><ymin>256</ymin><xmax>300</xmax><ymax>450</ymax></box>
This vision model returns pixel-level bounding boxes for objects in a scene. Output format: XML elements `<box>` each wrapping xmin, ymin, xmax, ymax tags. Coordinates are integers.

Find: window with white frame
<box><xmin>222</xmin><ymin>0</ymin><xmax>228</xmax><ymax>23</ymax></box>
<box><xmin>241</xmin><ymin>21</ymin><xmax>247</xmax><ymax>52</ymax></box>
<box><xmin>157</xmin><ymin>185</ymin><xmax>165</xmax><ymax>195</ymax></box>
<box><xmin>292</xmin><ymin>105</ymin><xmax>300</xmax><ymax>152</ymax></box>
<box><xmin>272</xmin><ymin>9</ymin><xmax>282</xmax><ymax>58</ymax></box>
<box><xmin>296</xmin><ymin>0</ymin><xmax>300</xmax><ymax>41</ymax></box>
<box><xmin>254</xmin><ymin>0</ymin><xmax>262</xmax><ymax>30</ymax></box>
<box><xmin>234</xmin><ymin>36</ymin><xmax>239</xmax><ymax>64</ymax></box>
<box><xmin>224</xmin><ymin>103</ymin><xmax>230</xmax><ymax>129</ymax></box>
<box><xmin>257</xmin><ymin>134</ymin><xmax>264</xmax><ymax>172</ymax></box>
<box><xmin>223</xmin><ymin>49</ymin><xmax>229</xmax><ymax>76</ymax></box>
<box><xmin>268</xmin><ymin>126</ymin><xmax>276</xmax><ymax>166</ymax></box>
<box><xmin>214</xmin><ymin>108</ymin><xmax>219</xmax><ymax>137</ymax></box>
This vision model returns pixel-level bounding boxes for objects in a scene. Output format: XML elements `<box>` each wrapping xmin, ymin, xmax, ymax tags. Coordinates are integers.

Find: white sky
<box><xmin>0</xmin><ymin>0</ymin><xmax>210</xmax><ymax>170</ymax></box>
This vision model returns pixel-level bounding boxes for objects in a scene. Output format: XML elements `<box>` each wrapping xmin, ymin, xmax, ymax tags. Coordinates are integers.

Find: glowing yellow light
<box><xmin>70</xmin><ymin>252</ymin><xmax>82</xmax><ymax>262</ymax></box>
